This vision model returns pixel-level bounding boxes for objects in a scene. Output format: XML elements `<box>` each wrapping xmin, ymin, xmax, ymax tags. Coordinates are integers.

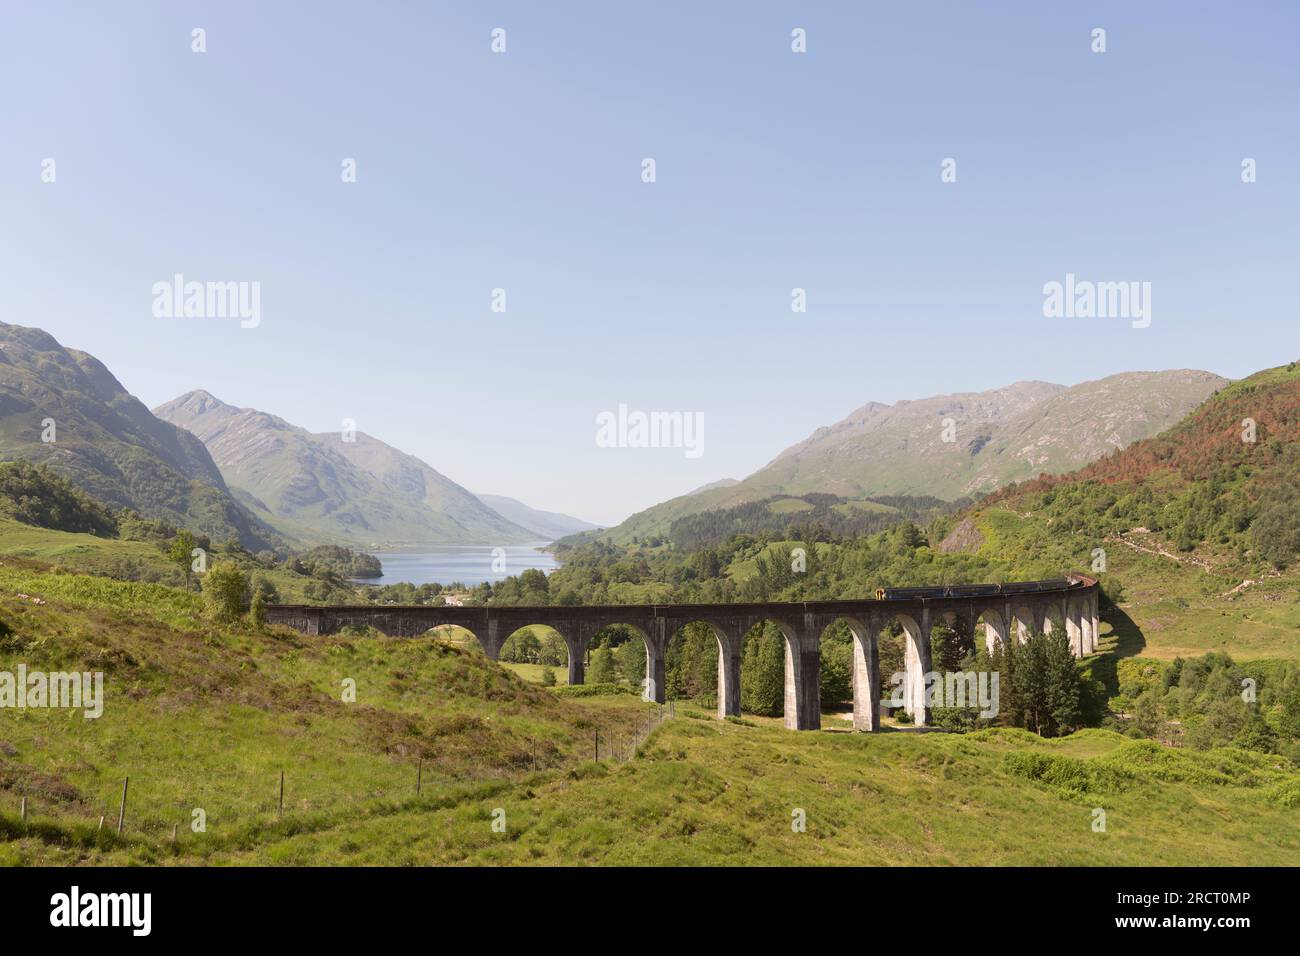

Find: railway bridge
<box><xmin>266</xmin><ymin>574</ymin><xmax>1100</xmax><ymax>731</ymax></box>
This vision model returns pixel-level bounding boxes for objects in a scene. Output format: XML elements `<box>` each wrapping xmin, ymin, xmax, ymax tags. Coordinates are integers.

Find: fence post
<box><xmin>117</xmin><ymin>777</ymin><xmax>129</xmax><ymax>834</ymax></box>
<box><xmin>594</xmin><ymin>730</ymin><xmax>598</xmax><ymax>761</ymax></box>
<box><xmin>19</xmin><ymin>796</ymin><xmax>26</xmax><ymax>823</ymax></box>
<box><xmin>278</xmin><ymin>770</ymin><xmax>285</xmax><ymax>816</ymax></box>
<box><xmin>416</xmin><ymin>759</ymin><xmax>423</xmax><ymax>796</ymax></box>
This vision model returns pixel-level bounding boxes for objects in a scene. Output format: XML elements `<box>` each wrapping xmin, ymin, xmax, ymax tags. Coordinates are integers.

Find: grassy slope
<box><xmin>0</xmin><ymin>563</ymin><xmax>653</xmax><ymax>864</ymax></box>
<box><xmin>956</xmin><ymin>362</ymin><xmax>1300</xmax><ymax>662</ymax></box>
<box><xmin>0</xmin><ymin>517</ymin><xmax>347</xmax><ymax>603</ymax></box>
<box><xmin>0</xmin><ymin>516</ymin><xmax>165</xmax><ymax>571</ymax></box>
<box><xmin>1</xmin><ymin>562</ymin><xmax>1296</xmax><ymax>866</ymax></box>
<box><xmin>217</xmin><ymin>720</ymin><xmax>1295</xmax><ymax>866</ymax></box>
<box><xmin>969</xmin><ymin>508</ymin><xmax>1300</xmax><ymax>661</ymax></box>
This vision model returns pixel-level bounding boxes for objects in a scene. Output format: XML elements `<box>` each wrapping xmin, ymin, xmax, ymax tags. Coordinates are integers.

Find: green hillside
<box><xmin>1</xmin><ymin>562</ymin><xmax>1295</xmax><ymax>866</ymax></box>
<box><xmin>589</xmin><ymin>370</ymin><xmax>1226</xmax><ymax>544</ymax></box>
<box><xmin>153</xmin><ymin>390</ymin><xmax>535</xmax><ymax>548</ymax></box>
<box><xmin>0</xmin><ymin>323</ymin><xmax>279</xmax><ymax>550</ymax></box>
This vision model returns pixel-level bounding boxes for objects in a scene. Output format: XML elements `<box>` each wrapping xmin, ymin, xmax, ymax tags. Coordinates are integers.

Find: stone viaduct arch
<box><xmin>266</xmin><ymin>574</ymin><xmax>1100</xmax><ymax>733</ymax></box>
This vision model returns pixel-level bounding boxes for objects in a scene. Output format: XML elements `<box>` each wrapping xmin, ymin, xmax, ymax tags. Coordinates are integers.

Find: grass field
<box><xmin>501</xmin><ymin>662</ymin><xmax>570</xmax><ymax>686</ymax></box>
<box><xmin>2</xmin><ymin>559</ymin><xmax>1298</xmax><ymax>866</ymax></box>
<box><xmin>0</xmin><ymin>517</ymin><xmax>354</xmax><ymax>604</ymax></box>
<box><xmin>0</xmin><ymin>516</ymin><xmax>166</xmax><ymax>570</ymax></box>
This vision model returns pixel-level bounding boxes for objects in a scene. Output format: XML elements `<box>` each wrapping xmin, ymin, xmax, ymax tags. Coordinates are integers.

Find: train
<box><xmin>873</xmin><ymin>579</ymin><xmax>1073</xmax><ymax>601</ymax></box>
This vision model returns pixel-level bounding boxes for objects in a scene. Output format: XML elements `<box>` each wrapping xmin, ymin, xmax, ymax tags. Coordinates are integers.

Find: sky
<box><xmin>1</xmin><ymin>1</ymin><xmax>1297</xmax><ymax>527</ymax></box>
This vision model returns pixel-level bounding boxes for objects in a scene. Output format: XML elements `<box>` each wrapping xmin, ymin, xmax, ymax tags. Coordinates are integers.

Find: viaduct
<box><xmin>266</xmin><ymin>574</ymin><xmax>1100</xmax><ymax>731</ymax></box>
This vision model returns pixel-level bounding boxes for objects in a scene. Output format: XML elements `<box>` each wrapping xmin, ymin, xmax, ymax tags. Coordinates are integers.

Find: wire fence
<box><xmin>2</xmin><ymin>700</ymin><xmax>677</xmax><ymax>845</ymax></box>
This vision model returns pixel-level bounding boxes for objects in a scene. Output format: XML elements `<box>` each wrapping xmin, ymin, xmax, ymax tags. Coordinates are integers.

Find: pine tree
<box><xmin>589</xmin><ymin>646</ymin><xmax>617</xmax><ymax>684</ymax></box>
<box><xmin>741</xmin><ymin>623</ymin><xmax>786</xmax><ymax>716</ymax></box>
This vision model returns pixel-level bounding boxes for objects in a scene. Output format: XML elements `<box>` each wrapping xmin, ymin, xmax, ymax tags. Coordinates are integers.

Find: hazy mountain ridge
<box><xmin>590</xmin><ymin>370</ymin><xmax>1227</xmax><ymax>544</ymax></box>
<box><xmin>154</xmin><ymin>390</ymin><xmax>538</xmax><ymax>548</ymax></box>
<box><xmin>0</xmin><ymin>322</ymin><xmax>279</xmax><ymax>549</ymax></box>
<box><xmin>475</xmin><ymin>494</ymin><xmax>599</xmax><ymax>540</ymax></box>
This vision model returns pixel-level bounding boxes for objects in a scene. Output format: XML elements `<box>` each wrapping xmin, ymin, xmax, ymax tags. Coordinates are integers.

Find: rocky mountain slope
<box><xmin>0</xmin><ymin>323</ymin><xmax>278</xmax><ymax>549</ymax></box>
<box><xmin>593</xmin><ymin>370</ymin><xmax>1227</xmax><ymax>544</ymax></box>
<box><xmin>154</xmin><ymin>390</ymin><xmax>537</xmax><ymax>548</ymax></box>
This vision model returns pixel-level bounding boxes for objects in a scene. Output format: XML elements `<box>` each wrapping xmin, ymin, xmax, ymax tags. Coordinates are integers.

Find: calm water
<box><xmin>361</xmin><ymin>544</ymin><xmax>559</xmax><ymax>586</ymax></box>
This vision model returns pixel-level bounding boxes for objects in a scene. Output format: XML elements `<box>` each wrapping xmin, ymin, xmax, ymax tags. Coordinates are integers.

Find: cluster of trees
<box><xmin>479</xmin><ymin>568</ymin><xmax>553</xmax><ymax>606</ymax></box>
<box><xmin>587</xmin><ymin>625</ymin><xmax>649</xmax><ymax>687</ymax></box>
<box><xmin>667</xmin><ymin>493</ymin><xmax>957</xmax><ymax>552</ymax></box>
<box><xmin>1111</xmin><ymin>653</ymin><xmax>1300</xmax><ymax>759</ymax></box>
<box><xmin>989</xmin><ymin>366</ymin><xmax>1300</xmax><ymax>569</ymax></box>
<box><xmin>499</xmin><ymin>626</ymin><xmax>567</xmax><ymax>667</ymax></box>
<box><xmin>290</xmin><ymin>545</ymin><xmax>382</xmax><ymax>580</ymax></box>
<box><xmin>369</xmin><ymin>581</ymin><xmax>449</xmax><ymax>605</ymax></box>
<box><xmin>0</xmin><ymin>460</ymin><xmax>117</xmax><ymax>535</ymax></box>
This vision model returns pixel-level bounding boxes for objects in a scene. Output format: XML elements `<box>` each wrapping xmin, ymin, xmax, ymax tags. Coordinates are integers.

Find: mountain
<box><xmin>153</xmin><ymin>390</ymin><xmax>536</xmax><ymax>548</ymax></box>
<box><xmin>980</xmin><ymin>361</ymin><xmax>1300</xmax><ymax>569</ymax></box>
<box><xmin>0</xmin><ymin>322</ymin><xmax>279</xmax><ymax>549</ymax></box>
<box><xmin>685</xmin><ymin>478</ymin><xmax>740</xmax><ymax>496</ymax></box>
<box><xmin>594</xmin><ymin>371</ymin><xmax>1228</xmax><ymax>544</ymax></box>
<box><xmin>474</xmin><ymin>494</ymin><xmax>599</xmax><ymax>540</ymax></box>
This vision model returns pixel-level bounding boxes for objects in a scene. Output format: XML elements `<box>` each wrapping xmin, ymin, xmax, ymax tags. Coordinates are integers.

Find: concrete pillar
<box><xmin>715</xmin><ymin>627</ymin><xmax>741</xmax><ymax>720</ymax></box>
<box><xmin>643</xmin><ymin>622</ymin><xmax>667</xmax><ymax>704</ymax></box>
<box><xmin>563</xmin><ymin>630</ymin><xmax>589</xmax><ymax>686</ymax></box>
<box><xmin>1065</xmin><ymin>605</ymin><xmax>1083</xmax><ymax>657</ymax></box>
<box><xmin>782</xmin><ymin>626</ymin><xmax>821</xmax><ymax>730</ymax></box>
<box><xmin>479</xmin><ymin>619</ymin><xmax>505</xmax><ymax>661</ymax></box>
<box><xmin>901</xmin><ymin>610</ymin><xmax>932</xmax><ymax>727</ymax></box>
<box><xmin>850</xmin><ymin>621</ymin><xmax>881</xmax><ymax>732</ymax></box>
<box><xmin>1039</xmin><ymin>606</ymin><xmax>1054</xmax><ymax>637</ymax></box>
<box><xmin>982</xmin><ymin>609</ymin><xmax>1008</xmax><ymax>655</ymax></box>
<box><xmin>643</xmin><ymin>643</ymin><xmax>666</xmax><ymax>703</ymax></box>
<box><xmin>1090</xmin><ymin>593</ymin><xmax>1100</xmax><ymax>654</ymax></box>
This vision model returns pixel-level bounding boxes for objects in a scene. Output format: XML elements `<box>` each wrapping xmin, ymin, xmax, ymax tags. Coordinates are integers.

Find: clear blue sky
<box><xmin>2</xmin><ymin>1</ymin><xmax>1296</xmax><ymax>526</ymax></box>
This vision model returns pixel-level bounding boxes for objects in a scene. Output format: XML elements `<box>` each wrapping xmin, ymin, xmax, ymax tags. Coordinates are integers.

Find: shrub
<box><xmin>202</xmin><ymin>562</ymin><xmax>248</xmax><ymax>622</ymax></box>
<box><xmin>248</xmin><ymin>590</ymin><xmax>266</xmax><ymax>629</ymax></box>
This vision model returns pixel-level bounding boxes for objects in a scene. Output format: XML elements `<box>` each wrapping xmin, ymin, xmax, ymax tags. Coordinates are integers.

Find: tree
<box><xmin>614</xmin><ymin>636</ymin><xmax>646</xmax><ymax>687</ymax></box>
<box><xmin>1010</xmin><ymin>630</ymin><xmax>1083</xmax><ymax>737</ymax></box>
<box><xmin>248</xmin><ymin>589</ymin><xmax>266</xmax><ymax>629</ymax></box>
<box><xmin>1250</xmin><ymin>484</ymin><xmax>1300</xmax><ymax>569</ymax></box>
<box><xmin>666</xmin><ymin>623</ymin><xmax>718</xmax><ymax>704</ymax></box>
<box><xmin>168</xmin><ymin>530</ymin><xmax>197</xmax><ymax>590</ymax></box>
<box><xmin>541</xmin><ymin>666</ymin><xmax>557</xmax><ymax>687</ymax></box>
<box><xmin>819</xmin><ymin>626</ymin><xmax>853</xmax><ymax>708</ymax></box>
<box><xmin>741</xmin><ymin>623</ymin><xmax>786</xmax><ymax>716</ymax></box>
<box><xmin>589</xmin><ymin>646</ymin><xmax>617</xmax><ymax>684</ymax></box>
<box><xmin>502</xmin><ymin>628</ymin><xmax>541</xmax><ymax>663</ymax></box>
<box><xmin>203</xmin><ymin>562</ymin><xmax>248</xmax><ymax>623</ymax></box>
<box><xmin>538</xmin><ymin>631</ymin><xmax>567</xmax><ymax>667</ymax></box>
